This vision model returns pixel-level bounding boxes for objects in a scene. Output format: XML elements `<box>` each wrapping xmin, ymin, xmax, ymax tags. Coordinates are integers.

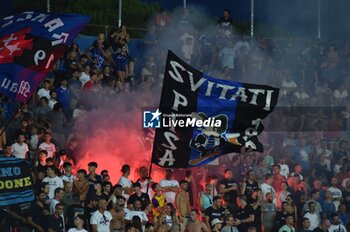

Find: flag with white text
<box><xmin>151</xmin><ymin>51</ymin><xmax>279</xmax><ymax>168</ymax></box>
<box><xmin>0</xmin><ymin>12</ymin><xmax>90</xmax><ymax>102</ymax></box>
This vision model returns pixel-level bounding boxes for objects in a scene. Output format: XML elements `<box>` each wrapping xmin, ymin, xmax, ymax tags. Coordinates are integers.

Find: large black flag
<box><xmin>150</xmin><ymin>51</ymin><xmax>279</xmax><ymax>168</ymax></box>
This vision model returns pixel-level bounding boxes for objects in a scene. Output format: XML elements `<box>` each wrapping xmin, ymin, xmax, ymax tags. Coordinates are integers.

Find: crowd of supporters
<box><xmin>0</xmin><ymin>6</ymin><xmax>349</xmax><ymax>232</ymax></box>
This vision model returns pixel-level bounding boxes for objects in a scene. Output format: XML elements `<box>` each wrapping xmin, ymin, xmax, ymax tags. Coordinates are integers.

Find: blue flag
<box><xmin>0</xmin><ymin>12</ymin><xmax>90</xmax><ymax>102</ymax></box>
<box><xmin>151</xmin><ymin>51</ymin><xmax>279</xmax><ymax>168</ymax></box>
<box><xmin>0</xmin><ymin>157</ymin><xmax>34</xmax><ymax>206</ymax></box>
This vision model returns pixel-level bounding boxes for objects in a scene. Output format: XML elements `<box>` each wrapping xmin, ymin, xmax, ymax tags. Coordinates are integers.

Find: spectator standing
<box><xmin>304</xmin><ymin>201</ymin><xmax>320</xmax><ymax>230</ymax></box>
<box><xmin>219</xmin><ymin>169</ymin><xmax>239</xmax><ymax>206</ymax></box>
<box><xmin>128</xmin><ymin>182</ymin><xmax>151</xmax><ymax>211</ymax></box>
<box><xmin>199</xmin><ymin>183</ymin><xmax>213</xmax><ymax>216</ymax></box>
<box><xmin>221</xmin><ymin>215</ymin><xmax>239</xmax><ymax>232</ymax></box>
<box><xmin>278</xmin><ymin>214</ymin><xmax>295</xmax><ymax>232</ymax></box>
<box><xmin>75</xmin><ymin>169</ymin><xmax>89</xmax><ymax>203</ymax></box>
<box><xmin>217</xmin><ymin>9</ymin><xmax>233</xmax><ymax>30</ymax></box>
<box><xmin>39</xmin><ymin>132</ymin><xmax>56</xmax><ymax>159</ymax></box>
<box><xmin>261</xmin><ymin>174</ymin><xmax>277</xmax><ymax>206</ymax></box>
<box><xmin>55</xmin><ymin>78</ymin><xmax>72</xmax><ymax>111</ymax></box>
<box><xmin>186</xmin><ymin>209</ymin><xmax>210</xmax><ymax>232</ymax></box>
<box><xmin>68</xmin><ymin>214</ymin><xmax>88</xmax><ymax>232</ymax></box>
<box><xmin>175</xmin><ymin>180</ymin><xmax>191</xmax><ymax>231</ymax></box>
<box><xmin>204</xmin><ymin>196</ymin><xmax>225</xmax><ymax>230</ymax></box>
<box><xmin>90</xmin><ymin>198</ymin><xmax>112</xmax><ymax>232</ymax></box>
<box><xmin>235</xmin><ymin>195</ymin><xmax>255</xmax><ymax>232</ymax></box>
<box><xmin>11</xmin><ymin>133</ymin><xmax>29</xmax><ymax>159</ymax></box>
<box><xmin>43</xmin><ymin>165</ymin><xmax>64</xmax><ymax>199</ymax></box>
<box><xmin>328</xmin><ymin>213</ymin><xmax>347</xmax><ymax>232</ymax></box>
<box><xmin>261</xmin><ymin>192</ymin><xmax>276</xmax><ymax>232</ymax></box>
<box><xmin>47</xmin><ymin>203</ymin><xmax>65</xmax><ymax>232</ymax></box>
<box><xmin>50</xmin><ymin>187</ymin><xmax>65</xmax><ymax>214</ymax></box>
<box><xmin>159</xmin><ymin>169</ymin><xmax>180</xmax><ymax>204</ymax></box>
<box><xmin>118</xmin><ymin>164</ymin><xmax>133</xmax><ymax>201</ymax></box>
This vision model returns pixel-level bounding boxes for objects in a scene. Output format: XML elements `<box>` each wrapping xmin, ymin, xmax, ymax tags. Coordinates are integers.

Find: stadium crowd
<box><xmin>0</xmin><ymin>7</ymin><xmax>350</xmax><ymax>232</ymax></box>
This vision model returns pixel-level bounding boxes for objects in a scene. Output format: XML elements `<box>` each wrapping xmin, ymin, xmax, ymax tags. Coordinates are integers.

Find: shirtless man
<box><xmin>176</xmin><ymin>180</ymin><xmax>191</xmax><ymax>232</ymax></box>
<box><xmin>186</xmin><ymin>209</ymin><xmax>210</xmax><ymax>232</ymax></box>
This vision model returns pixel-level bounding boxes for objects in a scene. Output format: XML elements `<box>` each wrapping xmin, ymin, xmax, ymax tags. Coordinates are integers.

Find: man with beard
<box><xmin>186</xmin><ymin>209</ymin><xmax>210</xmax><ymax>232</ymax></box>
<box><xmin>204</xmin><ymin>196</ymin><xmax>226</xmax><ymax>230</ymax></box>
<box><xmin>27</xmin><ymin>191</ymin><xmax>51</xmax><ymax>232</ymax></box>
<box><xmin>219</xmin><ymin>169</ymin><xmax>238</xmax><ymax>206</ymax></box>
<box><xmin>261</xmin><ymin>192</ymin><xmax>276</xmax><ymax>232</ymax></box>
<box><xmin>136</xmin><ymin>166</ymin><xmax>154</xmax><ymax>199</ymax></box>
<box><xmin>234</xmin><ymin>195</ymin><xmax>254</xmax><ymax>232</ymax></box>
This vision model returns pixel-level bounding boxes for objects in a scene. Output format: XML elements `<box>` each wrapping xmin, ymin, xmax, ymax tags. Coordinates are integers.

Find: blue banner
<box><xmin>0</xmin><ymin>12</ymin><xmax>90</xmax><ymax>103</ymax></box>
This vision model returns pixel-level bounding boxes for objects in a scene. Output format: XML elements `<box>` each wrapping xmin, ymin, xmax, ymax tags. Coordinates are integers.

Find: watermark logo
<box><xmin>143</xmin><ymin>109</ymin><xmax>223</xmax><ymax>129</ymax></box>
<box><xmin>143</xmin><ymin>109</ymin><xmax>162</xmax><ymax>128</ymax></box>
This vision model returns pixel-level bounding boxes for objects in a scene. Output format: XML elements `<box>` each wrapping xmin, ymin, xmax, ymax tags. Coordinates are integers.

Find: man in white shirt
<box><xmin>50</xmin><ymin>187</ymin><xmax>65</xmax><ymax>214</ymax></box>
<box><xmin>125</xmin><ymin>199</ymin><xmax>148</xmax><ymax>230</ymax></box>
<box><xmin>260</xmin><ymin>174</ymin><xmax>277</xmax><ymax>206</ymax></box>
<box><xmin>329</xmin><ymin>213</ymin><xmax>347</xmax><ymax>232</ymax></box>
<box><xmin>11</xmin><ymin>134</ymin><xmax>29</xmax><ymax>159</ymax></box>
<box><xmin>79</xmin><ymin>64</ymin><xmax>91</xmax><ymax>86</ymax></box>
<box><xmin>39</xmin><ymin>132</ymin><xmax>56</xmax><ymax>158</ymax></box>
<box><xmin>90</xmin><ymin>198</ymin><xmax>112</xmax><ymax>232</ymax></box>
<box><xmin>43</xmin><ymin>165</ymin><xmax>64</xmax><ymax>199</ymax></box>
<box><xmin>118</xmin><ymin>164</ymin><xmax>133</xmax><ymax>201</ymax></box>
<box><xmin>303</xmin><ymin>201</ymin><xmax>320</xmax><ymax>230</ymax></box>
<box><xmin>159</xmin><ymin>169</ymin><xmax>179</xmax><ymax>204</ymax></box>
<box><xmin>37</xmin><ymin>79</ymin><xmax>51</xmax><ymax>100</ymax></box>
<box><xmin>48</xmin><ymin>91</ymin><xmax>58</xmax><ymax>110</ymax></box>
<box><xmin>328</xmin><ymin>177</ymin><xmax>342</xmax><ymax>210</ymax></box>
<box><xmin>278</xmin><ymin>156</ymin><xmax>290</xmax><ymax>178</ymax></box>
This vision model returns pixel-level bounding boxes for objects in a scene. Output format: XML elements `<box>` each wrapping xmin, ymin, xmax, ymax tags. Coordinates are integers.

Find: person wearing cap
<box><xmin>129</xmin><ymin>182</ymin><xmax>151</xmax><ymax>211</ymax></box>
<box><xmin>68</xmin><ymin>214</ymin><xmax>87</xmax><ymax>232</ymax></box>
<box><xmin>84</xmin><ymin>198</ymin><xmax>98</xmax><ymax>231</ymax></box>
<box><xmin>186</xmin><ymin>209</ymin><xmax>210</xmax><ymax>232</ymax></box>
<box><xmin>159</xmin><ymin>169</ymin><xmax>180</xmax><ymax>204</ymax></box>
<box><xmin>211</xmin><ymin>218</ymin><xmax>223</xmax><ymax>232</ymax></box>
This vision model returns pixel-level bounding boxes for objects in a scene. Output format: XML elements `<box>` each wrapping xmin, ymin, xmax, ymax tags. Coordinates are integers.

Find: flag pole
<box><xmin>145</xmin><ymin>162</ymin><xmax>153</xmax><ymax>196</ymax></box>
<box><xmin>0</xmin><ymin>105</ymin><xmax>22</xmax><ymax>138</ymax></box>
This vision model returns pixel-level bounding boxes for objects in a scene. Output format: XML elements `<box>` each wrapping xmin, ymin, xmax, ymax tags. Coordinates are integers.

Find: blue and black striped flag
<box><xmin>151</xmin><ymin>51</ymin><xmax>279</xmax><ymax>168</ymax></box>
